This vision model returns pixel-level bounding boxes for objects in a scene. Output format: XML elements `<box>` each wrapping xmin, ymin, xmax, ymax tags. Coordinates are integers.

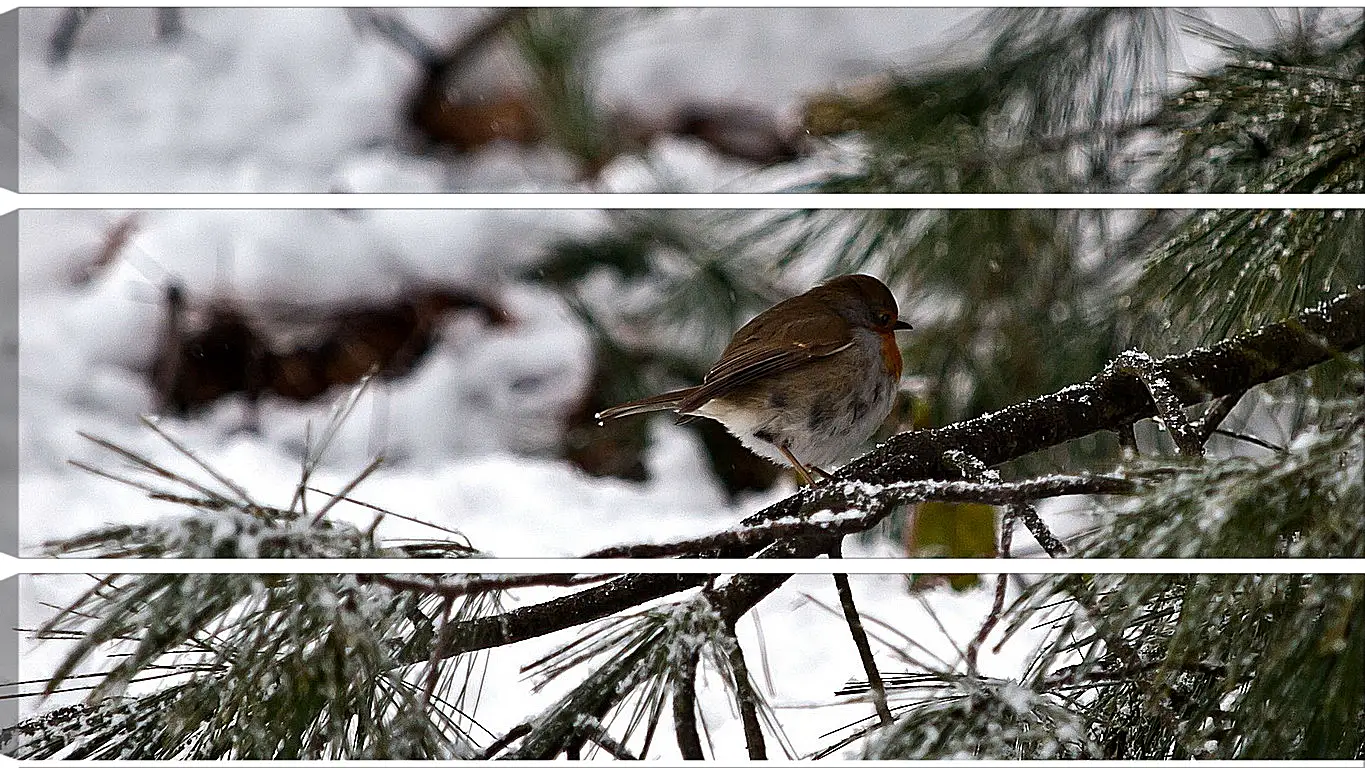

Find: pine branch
<box><xmin>580</xmin><ymin>473</ymin><xmax>1126</xmax><ymax>560</ymax></box>
<box><xmin>967</xmin><ymin>508</ymin><xmax>1017</xmax><ymax>674</ymax></box>
<box><xmin>719</xmin><ymin>620</ymin><xmax>766</xmax><ymax>760</ymax></box>
<box><xmin>20</xmin><ymin>291</ymin><xmax>1359</xmax><ymax>759</ymax></box>
<box><xmin>672</xmin><ymin>646</ymin><xmax>704</xmax><ymax>760</ymax></box>
<box><xmin>407</xmin><ymin>574</ymin><xmax>709</xmax><ymax>664</ymax></box>
<box><xmin>399</xmin><ymin>287</ymin><xmax>1362</xmax><ymax>665</ymax></box>
<box><xmin>830</xmin><ymin>547</ymin><xmax>893</xmax><ymax>726</ymax></box>
<box><xmin>815</xmin><ymin>285</ymin><xmax>1364</xmax><ymax>496</ymax></box>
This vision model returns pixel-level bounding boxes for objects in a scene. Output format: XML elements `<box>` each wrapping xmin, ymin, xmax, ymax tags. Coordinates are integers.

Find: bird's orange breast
<box><xmin>879</xmin><ymin>330</ymin><xmax>903</xmax><ymax>380</ymax></box>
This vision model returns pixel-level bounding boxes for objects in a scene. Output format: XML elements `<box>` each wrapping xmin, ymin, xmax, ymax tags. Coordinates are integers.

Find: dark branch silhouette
<box><xmin>406</xmin><ymin>287</ymin><xmax>1363</xmax><ymax>664</ymax></box>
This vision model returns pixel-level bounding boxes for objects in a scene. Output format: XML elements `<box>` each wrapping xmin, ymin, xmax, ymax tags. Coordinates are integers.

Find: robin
<box><xmin>596</xmin><ymin>274</ymin><xmax>911</xmax><ymax>485</ymax></box>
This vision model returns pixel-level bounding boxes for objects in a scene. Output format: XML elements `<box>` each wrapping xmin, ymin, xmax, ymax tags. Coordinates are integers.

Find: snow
<box><xmin>8</xmin><ymin>6</ymin><xmax>1336</xmax><ymax>760</ymax></box>
<box><xmin>17</xmin><ymin>7</ymin><xmax>981</xmax><ymax>193</ymax></box>
<box><xmin>16</xmin><ymin>7</ymin><xmax>1286</xmax><ymax>193</ymax></box>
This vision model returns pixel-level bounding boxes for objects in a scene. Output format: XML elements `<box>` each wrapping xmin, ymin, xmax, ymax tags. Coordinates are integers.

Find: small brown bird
<box><xmin>597</xmin><ymin>274</ymin><xmax>911</xmax><ymax>485</ymax></box>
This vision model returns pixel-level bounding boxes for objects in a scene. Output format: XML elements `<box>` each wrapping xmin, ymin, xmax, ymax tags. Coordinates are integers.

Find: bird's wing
<box><xmin>677</xmin><ymin>333</ymin><xmax>854</xmax><ymax>413</ymax></box>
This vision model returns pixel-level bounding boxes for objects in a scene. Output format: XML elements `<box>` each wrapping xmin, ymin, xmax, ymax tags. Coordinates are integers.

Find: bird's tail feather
<box><xmin>595</xmin><ymin>387</ymin><xmax>696</xmax><ymax>420</ymax></box>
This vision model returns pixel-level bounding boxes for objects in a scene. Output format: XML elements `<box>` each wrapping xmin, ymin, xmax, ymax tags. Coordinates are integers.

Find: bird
<box><xmin>596</xmin><ymin>274</ymin><xmax>911</xmax><ymax>485</ymax></box>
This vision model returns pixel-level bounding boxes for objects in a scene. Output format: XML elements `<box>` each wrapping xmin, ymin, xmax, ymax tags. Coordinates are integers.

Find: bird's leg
<box><xmin>777</xmin><ymin>444</ymin><xmax>817</xmax><ymax>486</ymax></box>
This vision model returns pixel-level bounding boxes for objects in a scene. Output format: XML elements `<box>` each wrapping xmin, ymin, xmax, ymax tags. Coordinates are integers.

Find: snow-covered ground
<box><xmin>18</xmin><ymin>7</ymin><xmax>978</xmax><ymax>193</ymax></box>
<box><xmin>16</xmin><ymin>7</ymin><xmax>1284</xmax><ymax>193</ymax></box>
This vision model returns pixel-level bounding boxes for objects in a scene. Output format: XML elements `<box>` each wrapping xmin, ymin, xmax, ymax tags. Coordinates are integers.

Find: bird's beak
<box><xmin>894</xmin><ymin>320</ymin><xmax>913</xmax><ymax>331</ymax></box>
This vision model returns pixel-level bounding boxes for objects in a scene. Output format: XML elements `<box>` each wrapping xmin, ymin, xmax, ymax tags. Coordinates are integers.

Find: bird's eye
<box><xmin>875</xmin><ymin>312</ymin><xmax>892</xmax><ymax>325</ymax></box>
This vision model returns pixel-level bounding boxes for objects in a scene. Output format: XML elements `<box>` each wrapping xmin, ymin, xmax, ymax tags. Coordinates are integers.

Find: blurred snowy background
<box><xmin>17</xmin><ymin>207</ymin><xmax>796</xmax><ymax>556</ymax></box>
<box><xmin>20</xmin><ymin>7</ymin><xmax>973</xmax><ymax>192</ymax></box>
<box><xmin>15</xmin><ymin>7</ymin><xmax>1297</xmax><ymax>193</ymax></box>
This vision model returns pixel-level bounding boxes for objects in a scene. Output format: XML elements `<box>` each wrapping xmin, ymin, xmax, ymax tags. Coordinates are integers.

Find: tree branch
<box><xmin>719</xmin><ymin>619</ymin><xmax>767</xmax><ymax>760</ymax></box>
<box><xmin>774</xmin><ymin>286</ymin><xmax>1364</xmax><ymax>516</ymax></box>
<box><xmin>830</xmin><ymin>547</ymin><xmax>893</xmax><ymax>726</ymax></box>
<box><xmin>407</xmin><ymin>574</ymin><xmax>709</xmax><ymax>665</ymax></box>
<box><xmin>580</xmin><ymin>473</ymin><xmax>1125</xmax><ymax>560</ymax></box>
<box><xmin>1112</xmin><ymin>350</ymin><xmax>1206</xmax><ymax>456</ymax></box>
<box><xmin>672</xmin><ymin>646</ymin><xmax>704</xmax><ymax>760</ymax></box>
<box><xmin>967</xmin><ymin>506</ymin><xmax>1017</xmax><ymax>674</ymax></box>
<box><xmin>399</xmin><ymin>288</ymin><xmax>1364</xmax><ymax>665</ymax></box>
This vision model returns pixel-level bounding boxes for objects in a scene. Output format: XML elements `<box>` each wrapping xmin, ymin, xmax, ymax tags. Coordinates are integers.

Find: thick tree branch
<box><xmin>404</xmin><ymin>573</ymin><xmax>708</xmax><ymax>664</ymax></box>
<box><xmin>401</xmin><ymin>288</ymin><xmax>1363</xmax><ymax>665</ymax></box>
<box><xmin>755</xmin><ymin>286</ymin><xmax>1364</xmax><ymax>523</ymax></box>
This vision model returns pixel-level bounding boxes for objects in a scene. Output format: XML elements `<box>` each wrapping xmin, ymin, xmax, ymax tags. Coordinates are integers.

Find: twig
<box><xmin>292</xmin><ymin>373</ymin><xmax>378</xmax><ymax>516</ymax></box>
<box><xmin>71</xmin><ymin>213</ymin><xmax>140</xmax><ymax>286</ymax></box>
<box><xmin>65</xmin><ymin>460</ymin><xmax>222</xmax><ymax>509</ymax></box>
<box><xmin>349</xmin><ymin>9</ymin><xmax>438</xmax><ymax>62</ymax></box>
<box><xmin>1013</xmin><ymin>501</ymin><xmax>1069</xmax><ymax>558</ymax></box>
<box><xmin>719</xmin><ymin>620</ymin><xmax>767</xmax><ymax>760</ymax></box>
<box><xmin>304</xmin><ymin>485</ymin><xmax>476</xmax><ymax>545</ymax></box>
<box><xmin>429</xmin><ymin>8</ymin><xmax>533</xmax><ymax>82</ymax></box>
<box><xmin>828</xmin><ymin>545</ymin><xmax>893</xmax><ymax>726</ymax></box>
<box><xmin>1193</xmin><ymin>387</ymin><xmax>1247</xmax><ymax>445</ymax></box>
<box><xmin>1112</xmin><ymin>350</ymin><xmax>1205</xmax><ymax>456</ymax></box>
<box><xmin>575</xmin><ymin>718</ymin><xmax>639</xmax><ymax>760</ymax></box>
<box><xmin>47</xmin><ymin>8</ymin><xmax>92</xmax><ymax>66</ymax></box>
<box><xmin>672</xmin><ymin>646</ymin><xmax>704</xmax><ymax>760</ymax></box>
<box><xmin>139</xmin><ymin>415</ymin><xmax>257</xmax><ymax>508</ymax></box>
<box><xmin>966</xmin><ymin>506</ymin><xmax>1018</xmax><ymax>674</ymax></box>
<box><xmin>751</xmin><ymin>611</ymin><xmax>776</xmax><ymax>697</ymax></box>
<box><xmin>310</xmin><ymin>456</ymin><xmax>385</xmax><ymax>525</ymax></box>
<box><xmin>76</xmin><ymin>431</ymin><xmax>233</xmax><ymax>508</ymax></box>
<box><xmin>420</xmin><ymin>597</ymin><xmax>456</xmax><ymax>710</ymax></box>
<box><xmin>477</xmin><ymin>723</ymin><xmax>531</xmax><ymax>759</ymax></box>
<box><xmin>943</xmin><ymin>449</ymin><xmax>1067</xmax><ymax>558</ymax></box>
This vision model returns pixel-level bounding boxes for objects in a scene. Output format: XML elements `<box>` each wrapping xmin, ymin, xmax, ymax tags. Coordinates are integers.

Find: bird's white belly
<box><xmin>694</xmin><ymin>373</ymin><xmax>895</xmax><ymax>470</ymax></box>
